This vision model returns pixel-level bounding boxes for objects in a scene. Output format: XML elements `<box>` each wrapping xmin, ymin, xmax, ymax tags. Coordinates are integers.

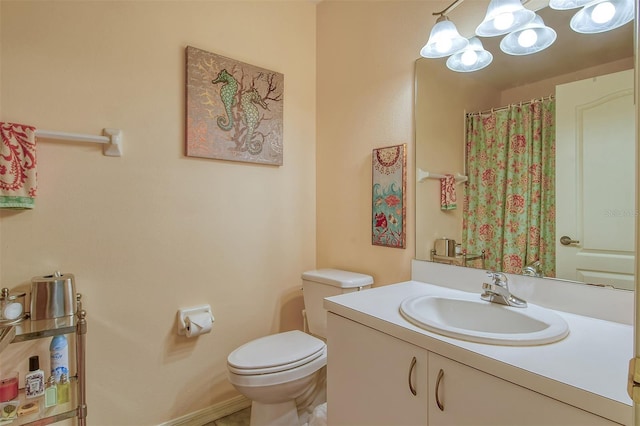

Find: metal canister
<box><xmin>30</xmin><ymin>272</ymin><xmax>76</xmax><ymax>320</ymax></box>
<box><xmin>434</xmin><ymin>238</ymin><xmax>456</xmax><ymax>257</ymax></box>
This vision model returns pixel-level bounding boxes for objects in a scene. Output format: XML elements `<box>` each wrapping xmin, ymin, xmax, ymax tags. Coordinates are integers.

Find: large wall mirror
<box><xmin>415</xmin><ymin>5</ymin><xmax>635</xmax><ymax>290</ymax></box>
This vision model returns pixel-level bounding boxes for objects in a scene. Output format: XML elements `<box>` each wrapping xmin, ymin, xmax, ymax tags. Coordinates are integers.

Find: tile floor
<box><xmin>205</xmin><ymin>407</ymin><xmax>250</xmax><ymax>426</ymax></box>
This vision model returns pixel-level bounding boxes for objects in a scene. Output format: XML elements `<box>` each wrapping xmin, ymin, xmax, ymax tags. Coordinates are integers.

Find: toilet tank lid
<box><xmin>302</xmin><ymin>269</ymin><xmax>373</xmax><ymax>288</ymax></box>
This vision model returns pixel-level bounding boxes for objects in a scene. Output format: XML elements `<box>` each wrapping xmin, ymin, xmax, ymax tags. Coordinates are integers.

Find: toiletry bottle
<box><xmin>57</xmin><ymin>373</ymin><xmax>70</xmax><ymax>404</ymax></box>
<box><xmin>50</xmin><ymin>335</ymin><xmax>69</xmax><ymax>383</ymax></box>
<box><xmin>44</xmin><ymin>376</ymin><xmax>57</xmax><ymax>408</ymax></box>
<box><xmin>25</xmin><ymin>356</ymin><xmax>45</xmax><ymax>398</ymax></box>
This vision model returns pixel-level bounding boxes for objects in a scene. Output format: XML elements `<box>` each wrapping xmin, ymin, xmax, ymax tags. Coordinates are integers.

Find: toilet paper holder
<box><xmin>177</xmin><ymin>304</ymin><xmax>214</xmax><ymax>336</ymax></box>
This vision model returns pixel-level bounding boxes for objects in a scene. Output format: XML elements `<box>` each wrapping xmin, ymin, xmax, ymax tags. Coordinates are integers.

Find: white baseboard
<box><xmin>159</xmin><ymin>395</ymin><xmax>251</xmax><ymax>426</ymax></box>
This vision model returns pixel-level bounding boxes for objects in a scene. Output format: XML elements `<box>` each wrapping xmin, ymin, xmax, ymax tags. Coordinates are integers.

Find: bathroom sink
<box><xmin>399</xmin><ymin>295</ymin><xmax>569</xmax><ymax>346</ymax></box>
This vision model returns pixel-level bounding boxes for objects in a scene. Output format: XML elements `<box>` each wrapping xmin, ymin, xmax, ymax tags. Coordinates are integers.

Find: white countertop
<box><xmin>324</xmin><ymin>280</ymin><xmax>633</xmax><ymax>425</ymax></box>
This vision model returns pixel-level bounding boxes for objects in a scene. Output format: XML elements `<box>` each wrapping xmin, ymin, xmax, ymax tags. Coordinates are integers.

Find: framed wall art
<box><xmin>186</xmin><ymin>46</ymin><xmax>284</xmax><ymax>166</ymax></box>
<box><xmin>372</xmin><ymin>144</ymin><xmax>406</xmax><ymax>248</ymax></box>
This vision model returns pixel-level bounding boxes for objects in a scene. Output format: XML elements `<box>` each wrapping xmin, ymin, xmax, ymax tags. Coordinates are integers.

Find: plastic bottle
<box><xmin>49</xmin><ymin>335</ymin><xmax>69</xmax><ymax>383</ymax></box>
<box><xmin>25</xmin><ymin>356</ymin><xmax>45</xmax><ymax>398</ymax></box>
<box><xmin>57</xmin><ymin>373</ymin><xmax>70</xmax><ymax>404</ymax></box>
<box><xmin>44</xmin><ymin>376</ymin><xmax>57</xmax><ymax>407</ymax></box>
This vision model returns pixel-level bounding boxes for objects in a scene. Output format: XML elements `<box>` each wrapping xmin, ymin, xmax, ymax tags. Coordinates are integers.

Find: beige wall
<box><xmin>316</xmin><ymin>1</ymin><xmax>432</xmax><ymax>285</ymax></box>
<box><xmin>501</xmin><ymin>57</ymin><xmax>634</xmax><ymax>104</ymax></box>
<box><xmin>316</xmin><ymin>0</ymin><xmax>502</xmax><ymax>283</ymax></box>
<box><xmin>414</xmin><ymin>58</ymin><xmax>500</xmax><ymax>260</ymax></box>
<box><xmin>0</xmin><ymin>1</ymin><xmax>315</xmax><ymax>424</ymax></box>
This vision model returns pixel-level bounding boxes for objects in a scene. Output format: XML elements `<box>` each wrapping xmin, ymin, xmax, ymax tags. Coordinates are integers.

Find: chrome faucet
<box><xmin>481</xmin><ymin>271</ymin><xmax>527</xmax><ymax>308</ymax></box>
<box><xmin>522</xmin><ymin>260</ymin><xmax>543</xmax><ymax>277</ymax></box>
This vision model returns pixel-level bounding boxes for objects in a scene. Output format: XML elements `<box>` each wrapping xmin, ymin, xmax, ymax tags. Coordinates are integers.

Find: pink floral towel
<box><xmin>0</xmin><ymin>123</ymin><xmax>37</xmax><ymax>209</ymax></box>
<box><xmin>440</xmin><ymin>174</ymin><xmax>457</xmax><ymax>210</ymax></box>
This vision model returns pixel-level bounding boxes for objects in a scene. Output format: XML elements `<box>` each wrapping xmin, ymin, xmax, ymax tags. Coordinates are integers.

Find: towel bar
<box><xmin>35</xmin><ymin>128</ymin><xmax>123</xmax><ymax>157</ymax></box>
<box><xmin>417</xmin><ymin>168</ymin><xmax>467</xmax><ymax>184</ymax></box>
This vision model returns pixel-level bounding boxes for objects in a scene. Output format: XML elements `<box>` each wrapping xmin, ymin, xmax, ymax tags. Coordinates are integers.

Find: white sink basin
<box><xmin>399</xmin><ymin>295</ymin><xmax>569</xmax><ymax>346</ymax></box>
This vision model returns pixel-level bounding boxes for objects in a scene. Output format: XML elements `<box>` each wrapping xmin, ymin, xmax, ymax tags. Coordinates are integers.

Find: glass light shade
<box><xmin>446</xmin><ymin>37</ymin><xmax>493</xmax><ymax>72</ymax></box>
<box><xmin>570</xmin><ymin>0</ymin><xmax>634</xmax><ymax>34</ymax></box>
<box><xmin>476</xmin><ymin>0</ymin><xmax>536</xmax><ymax>37</ymax></box>
<box><xmin>420</xmin><ymin>16</ymin><xmax>469</xmax><ymax>58</ymax></box>
<box><xmin>500</xmin><ymin>15</ymin><xmax>557</xmax><ymax>55</ymax></box>
<box><xmin>548</xmin><ymin>0</ymin><xmax>592</xmax><ymax>10</ymax></box>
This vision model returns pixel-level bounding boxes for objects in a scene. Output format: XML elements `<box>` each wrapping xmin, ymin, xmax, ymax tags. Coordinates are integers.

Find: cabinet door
<box><xmin>428</xmin><ymin>352</ymin><xmax>620</xmax><ymax>426</ymax></box>
<box><xmin>327</xmin><ymin>313</ymin><xmax>428</xmax><ymax>426</ymax></box>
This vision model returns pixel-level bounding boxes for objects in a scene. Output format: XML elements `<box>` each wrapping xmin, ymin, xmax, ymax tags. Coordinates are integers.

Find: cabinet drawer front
<box><xmin>428</xmin><ymin>353</ymin><xmax>620</xmax><ymax>426</ymax></box>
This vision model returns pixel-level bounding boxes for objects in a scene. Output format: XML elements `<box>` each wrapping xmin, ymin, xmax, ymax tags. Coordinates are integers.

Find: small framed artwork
<box><xmin>185</xmin><ymin>46</ymin><xmax>284</xmax><ymax>166</ymax></box>
<box><xmin>372</xmin><ymin>144</ymin><xmax>406</xmax><ymax>248</ymax></box>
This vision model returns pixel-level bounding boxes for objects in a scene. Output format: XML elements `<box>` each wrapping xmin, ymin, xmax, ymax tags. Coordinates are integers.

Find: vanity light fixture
<box><xmin>500</xmin><ymin>14</ymin><xmax>557</xmax><ymax>55</ymax></box>
<box><xmin>475</xmin><ymin>0</ymin><xmax>536</xmax><ymax>37</ymax></box>
<box><xmin>569</xmin><ymin>0</ymin><xmax>634</xmax><ymax>34</ymax></box>
<box><xmin>420</xmin><ymin>15</ymin><xmax>469</xmax><ymax>58</ymax></box>
<box><xmin>446</xmin><ymin>37</ymin><xmax>494</xmax><ymax>72</ymax></box>
<box><xmin>419</xmin><ymin>0</ymin><xmax>634</xmax><ymax>71</ymax></box>
<box><xmin>548</xmin><ymin>0</ymin><xmax>592</xmax><ymax>10</ymax></box>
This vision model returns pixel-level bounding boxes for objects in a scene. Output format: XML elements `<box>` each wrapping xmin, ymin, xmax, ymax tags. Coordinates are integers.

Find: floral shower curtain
<box><xmin>463</xmin><ymin>98</ymin><xmax>556</xmax><ymax>276</ymax></box>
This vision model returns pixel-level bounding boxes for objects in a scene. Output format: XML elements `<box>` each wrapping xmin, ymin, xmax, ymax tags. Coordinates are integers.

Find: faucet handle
<box><xmin>485</xmin><ymin>271</ymin><xmax>499</xmax><ymax>281</ymax></box>
<box><xmin>486</xmin><ymin>271</ymin><xmax>508</xmax><ymax>287</ymax></box>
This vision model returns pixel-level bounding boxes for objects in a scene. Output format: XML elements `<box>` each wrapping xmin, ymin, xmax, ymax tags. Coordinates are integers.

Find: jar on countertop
<box><xmin>0</xmin><ymin>288</ymin><xmax>26</xmax><ymax>325</ymax></box>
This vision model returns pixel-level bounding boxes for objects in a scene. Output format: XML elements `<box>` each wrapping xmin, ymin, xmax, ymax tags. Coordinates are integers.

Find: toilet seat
<box><xmin>228</xmin><ymin>330</ymin><xmax>326</xmax><ymax>375</ymax></box>
<box><xmin>228</xmin><ymin>346</ymin><xmax>326</xmax><ymax>388</ymax></box>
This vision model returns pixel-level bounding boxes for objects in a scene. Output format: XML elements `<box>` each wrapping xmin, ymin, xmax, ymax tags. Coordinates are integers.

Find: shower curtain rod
<box><xmin>35</xmin><ymin>128</ymin><xmax>123</xmax><ymax>157</ymax></box>
<box><xmin>466</xmin><ymin>95</ymin><xmax>555</xmax><ymax>117</ymax></box>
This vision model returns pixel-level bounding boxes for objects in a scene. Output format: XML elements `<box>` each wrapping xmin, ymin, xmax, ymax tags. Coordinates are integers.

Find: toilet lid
<box><xmin>228</xmin><ymin>330</ymin><xmax>326</xmax><ymax>375</ymax></box>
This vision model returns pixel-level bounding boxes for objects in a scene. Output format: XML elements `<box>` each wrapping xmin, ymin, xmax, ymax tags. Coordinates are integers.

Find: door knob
<box><xmin>560</xmin><ymin>236</ymin><xmax>580</xmax><ymax>246</ymax></box>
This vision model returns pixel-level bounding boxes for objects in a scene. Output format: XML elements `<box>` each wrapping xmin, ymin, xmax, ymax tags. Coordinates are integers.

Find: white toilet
<box><xmin>227</xmin><ymin>269</ymin><xmax>373</xmax><ymax>426</ymax></box>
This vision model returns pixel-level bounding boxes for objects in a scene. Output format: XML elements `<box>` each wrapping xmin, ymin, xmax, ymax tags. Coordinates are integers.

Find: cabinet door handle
<box><xmin>435</xmin><ymin>368</ymin><xmax>445</xmax><ymax>411</ymax></box>
<box><xmin>408</xmin><ymin>356</ymin><xmax>417</xmax><ymax>396</ymax></box>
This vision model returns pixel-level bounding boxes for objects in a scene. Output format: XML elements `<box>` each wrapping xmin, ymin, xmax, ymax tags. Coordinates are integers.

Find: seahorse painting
<box><xmin>186</xmin><ymin>46</ymin><xmax>284</xmax><ymax>165</ymax></box>
<box><xmin>240</xmin><ymin>88</ymin><xmax>268</xmax><ymax>154</ymax></box>
<box><xmin>211</xmin><ymin>69</ymin><xmax>238</xmax><ymax>131</ymax></box>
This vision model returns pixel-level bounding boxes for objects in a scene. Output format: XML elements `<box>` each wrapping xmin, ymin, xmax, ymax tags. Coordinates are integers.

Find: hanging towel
<box><xmin>440</xmin><ymin>174</ymin><xmax>457</xmax><ymax>210</ymax></box>
<box><xmin>0</xmin><ymin>123</ymin><xmax>37</xmax><ymax>209</ymax></box>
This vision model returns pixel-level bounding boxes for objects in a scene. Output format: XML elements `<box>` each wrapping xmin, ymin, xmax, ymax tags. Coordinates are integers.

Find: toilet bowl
<box><xmin>228</xmin><ymin>331</ymin><xmax>327</xmax><ymax>425</ymax></box>
<box><xmin>227</xmin><ymin>269</ymin><xmax>373</xmax><ymax>426</ymax></box>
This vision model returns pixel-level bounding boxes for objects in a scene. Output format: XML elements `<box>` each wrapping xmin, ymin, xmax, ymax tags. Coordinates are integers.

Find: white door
<box><xmin>555</xmin><ymin>69</ymin><xmax>635</xmax><ymax>290</ymax></box>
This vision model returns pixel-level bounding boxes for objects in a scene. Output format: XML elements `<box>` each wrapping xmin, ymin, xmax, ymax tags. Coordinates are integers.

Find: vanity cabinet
<box><xmin>1</xmin><ymin>304</ymin><xmax>87</xmax><ymax>426</ymax></box>
<box><xmin>327</xmin><ymin>312</ymin><xmax>620</xmax><ymax>426</ymax></box>
<box><xmin>326</xmin><ymin>312</ymin><xmax>428</xmax><ymax>425</ymax></box>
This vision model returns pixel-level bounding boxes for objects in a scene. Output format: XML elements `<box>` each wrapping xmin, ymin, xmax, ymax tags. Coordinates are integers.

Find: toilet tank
<box><xmin>301</xmin><ymin>269</ymin><xmax>373</xmax><ymax>339</ymax></box>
